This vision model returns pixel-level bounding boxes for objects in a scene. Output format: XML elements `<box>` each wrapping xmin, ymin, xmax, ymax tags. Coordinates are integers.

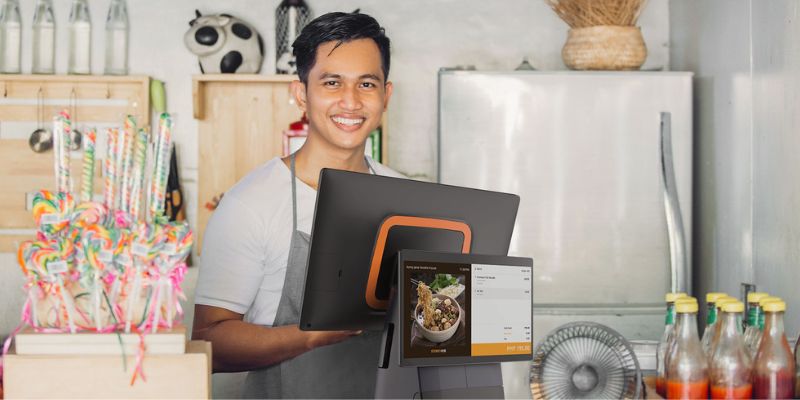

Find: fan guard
<box><xmin>531</xmin><ymin>321</ymin><xmax>641</xmax><ymax>399</ymax></box>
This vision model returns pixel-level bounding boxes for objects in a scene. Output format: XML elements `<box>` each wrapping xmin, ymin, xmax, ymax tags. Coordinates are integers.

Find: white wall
<box><xmin>671</xmin><ymin>0</ymin><xmax>800</xmax><ymax>335</ymax></box>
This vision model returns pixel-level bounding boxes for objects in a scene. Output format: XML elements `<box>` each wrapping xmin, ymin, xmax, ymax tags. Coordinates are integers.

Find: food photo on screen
<box><xmin>406</xmin><ymin>269</ymin><xmax>471</xmax><ymax>358</ymax></box>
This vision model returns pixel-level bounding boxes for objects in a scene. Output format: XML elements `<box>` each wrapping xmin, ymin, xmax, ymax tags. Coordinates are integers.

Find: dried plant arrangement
<box><xmin>545</xmin><ymin>0</ymin><xmax>649</xmax><ymax>70</ymax></box>
<box><xmin>544</xmin><ymin>0</ymin><xmax>648</xmax><ymax>28</ymax></box>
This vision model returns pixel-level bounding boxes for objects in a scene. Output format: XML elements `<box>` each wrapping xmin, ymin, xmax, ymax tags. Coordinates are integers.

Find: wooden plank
<box><xmin>194</xmin><ymin>73</ymin><xmax>297</xmax><ymax>83</ymax></box>
<box><xmin>0</xmin><ymin>105</ymin><xmax>143</xmax><ymax>123</ymax></box>
<box><xmin>15</xmin><ymin>325</ymin><xmax>187</xmax><ymax>355</ymax></box>
<box><xmin>4</xmin><ymin>81</ymin><xmax>145</xmax><ymax>100</ymax></box>
<box><xmin>192</xmin><ymin>79</ymin><xmax>205</xmax><ymax>119</ymax></box>
<box><xmin>0</xmin><ymin>75</ymin><xmax>150</xmax><ymax>125</ymax></box>
<box><xmin>4</xmin><ymin>340</ymin><xmax>211</xmax><ymax>399</ymax></box>
<box><xmin>0</xmin><ymin>74</ymin><xmax>150</xmax><ymax>83</ymax></box>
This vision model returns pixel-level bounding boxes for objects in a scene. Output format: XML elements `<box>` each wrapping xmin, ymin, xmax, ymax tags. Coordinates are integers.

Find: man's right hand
<box><xmin>305</xmin><ymin>330</ymin><xmax>362</xmax><ymax>350</ymax></box>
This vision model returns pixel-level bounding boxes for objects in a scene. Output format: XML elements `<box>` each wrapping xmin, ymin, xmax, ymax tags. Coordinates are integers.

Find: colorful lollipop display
<box><xmin>14</xmin><ymin>111</ymin><xmax>191</xmax><ymax>336</ymax></box>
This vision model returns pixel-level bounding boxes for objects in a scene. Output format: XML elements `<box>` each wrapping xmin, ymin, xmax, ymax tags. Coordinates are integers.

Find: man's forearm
<box><xmin>194</xmin><ymin>319</ymin><xmax>311</xmax><ymax>372</ymax></box>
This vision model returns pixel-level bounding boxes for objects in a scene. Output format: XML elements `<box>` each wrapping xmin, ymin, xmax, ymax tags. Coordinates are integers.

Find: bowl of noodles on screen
<box><xmin>414</xmin><ymin>282</ymin><xmax>462</xmax><ymax>343</ymax></box>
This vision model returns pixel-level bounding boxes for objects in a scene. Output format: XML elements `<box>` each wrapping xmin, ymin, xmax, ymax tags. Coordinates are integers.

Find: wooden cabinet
<box><xmin>193</xmin><ymin>74</ymin><xmax>301</xmax><ymax>252</ymax></box>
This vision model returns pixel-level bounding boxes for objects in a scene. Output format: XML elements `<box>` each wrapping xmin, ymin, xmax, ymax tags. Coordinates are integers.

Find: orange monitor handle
<box><xmin>365</xmin><ymin>215</ymin><xmax>472</xmax><ymax>310</ymax></box>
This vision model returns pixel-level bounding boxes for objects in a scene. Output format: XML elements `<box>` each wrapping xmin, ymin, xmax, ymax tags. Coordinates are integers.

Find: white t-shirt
<box><xmin>194</xmin><ymin>156</ymin><xmax>404</xmax><ymax>326</ymax></box>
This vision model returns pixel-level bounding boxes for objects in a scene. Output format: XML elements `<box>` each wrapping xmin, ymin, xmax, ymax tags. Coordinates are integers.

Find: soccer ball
<box><xmin>184</xmin><ymin>10</ymin><xmax>264</xmax><ymax>74</ymax></box>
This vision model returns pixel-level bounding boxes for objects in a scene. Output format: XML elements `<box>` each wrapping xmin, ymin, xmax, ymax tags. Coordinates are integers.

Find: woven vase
<box><xmin>562</xmin><ymin>25</ymin><xmax>647</xmax><ymax>71</ymax></box>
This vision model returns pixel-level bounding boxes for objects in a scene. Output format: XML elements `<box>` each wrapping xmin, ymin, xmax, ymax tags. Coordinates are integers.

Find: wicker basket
<box><xmin>562</xmin><ymin>25</ymin><xmax>647</xmax><ymax>70</ymax></box>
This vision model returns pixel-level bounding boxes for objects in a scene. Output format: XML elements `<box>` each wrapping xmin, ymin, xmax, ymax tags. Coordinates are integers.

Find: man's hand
<box><xmin>192</xmin><ymin>305</ymin><xmax>364</xmax><ymax>372</ymax></box>
<box><xmin>305</xmin><ymin>330</ymin><xmax>362</xmax><ymax>350</ymax></box>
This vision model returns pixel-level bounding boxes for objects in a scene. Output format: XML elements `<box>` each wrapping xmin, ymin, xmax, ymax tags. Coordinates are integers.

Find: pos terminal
<box><xmin>299</xmin><ymin>169</ymin><xmax>533</xmax><ymax>398</ymax></box>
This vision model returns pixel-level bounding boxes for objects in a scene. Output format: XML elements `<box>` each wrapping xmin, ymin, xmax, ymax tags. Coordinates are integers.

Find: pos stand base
<box><xmin>374</xmin><ymin>295</ymin><xmax>504</xmax><ymax>399</ymax></box>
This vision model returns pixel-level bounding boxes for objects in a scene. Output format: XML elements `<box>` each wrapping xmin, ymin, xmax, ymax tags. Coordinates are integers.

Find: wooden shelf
<box><xmin>193</xmin><ymin>74</ymin><xmax>297</xmax><ymax>120</ymax></box>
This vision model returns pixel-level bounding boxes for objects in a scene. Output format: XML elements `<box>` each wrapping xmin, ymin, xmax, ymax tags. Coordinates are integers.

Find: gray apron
<box><xmin>243</xmin><ymin>154</ymin><xmax>381</xmax><ymax>399</ymax></box>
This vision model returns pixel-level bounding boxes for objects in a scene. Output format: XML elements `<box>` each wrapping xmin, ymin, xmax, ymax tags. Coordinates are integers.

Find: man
<box><xmin>192</xmin><ymin>11</ymin><xmax>403</xmax><ymax>399</ymax></box>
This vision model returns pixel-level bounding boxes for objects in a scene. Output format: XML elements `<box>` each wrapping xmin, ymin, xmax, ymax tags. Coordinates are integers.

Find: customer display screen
<box><xmin>402</xmin><ymin>260</ymin><xmax>532</xmax><ymax>361</ymax></box>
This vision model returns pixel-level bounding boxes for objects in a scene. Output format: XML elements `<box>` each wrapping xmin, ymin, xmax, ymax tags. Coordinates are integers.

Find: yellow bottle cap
<box><xmin>760</xmin><ymin>296</ymin><xmax>782</xmax><ymax>306</ymax></box>
<box><xmin>721</xmin><ymin>301</ymin><xmax>745</xmax><ymax>313</ymax></box>
<box><xmin>762</xmin><ymin>301</ymin><xmax>786</xmax><ymax>312</ymax></box>
<box><xmin>676</xmin><ymin>301</ymin><xmax>699</xmax><ymax>313</ymax></box>
<box><xmin>706</xmin><ymin>292</ymin><xmax>727</xmax><ymax>303</ymax></box>
<box><xmin>665</xmin><ymin>292</ymin><xmax>687</xmax><ymax>303</ymax></box>
<box><xmin>715</xmin><ymin>297</ymin><xmax>737</xmax><ymax>308</ymax></box>
<box><xmin>747</xmin><ymin>292</ymin><xmax>769</xmax><ymax>303</ymax></box>
<box><xmin>675</xmin><ymin>297</ymin><xmax>698</xmax><ymax>305</ymax></box>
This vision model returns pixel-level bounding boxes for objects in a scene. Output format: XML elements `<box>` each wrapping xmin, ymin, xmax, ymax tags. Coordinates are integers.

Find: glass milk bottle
<box><xmin>104</xmin><ymin>0</ymin><xmax>128</xmax><ymax>75</ymax></box>
<box><xmin>32</xmin><ymin>0</ymin><xmax>55</xmax><ymax>74</ymax></box>
<box><xmin>656</xmin><ymin>292</ymin><xmax>686</xmax><ymax>397</ymax></box>
<box><xmin>0</xmin><ymin>0</ymin><xmax>21</xmax><ymax>74</ymax></box>
<box><xmin>666</xmin><ymin>297</ymin><xmax>708</xmax><ymax>399</ymax></box>
<box><xmin>68</xmin><ymin>0</ymin><xmax>91</xmax><ymax>74</ymax></box>
<box><xmin>709</xmin><ymin>301</ymin><xmax>752</xmax><ymax>399</ymax></box>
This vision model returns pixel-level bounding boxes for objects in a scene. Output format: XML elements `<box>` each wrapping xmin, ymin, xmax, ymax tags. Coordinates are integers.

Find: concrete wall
<box><xmin>671</xmin><ymin>0</ymin><xmax>800</xmax><ymax>335</ymax></box>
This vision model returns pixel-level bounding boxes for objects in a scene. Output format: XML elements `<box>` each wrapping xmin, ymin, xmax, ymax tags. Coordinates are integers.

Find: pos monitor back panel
<box><xmin>398</xmin><ymin>250</ymin><xmax>533</xmax><ymax>367</ymax></box>
<box><xmin>299</xmin><ymin>169</ymin><xmax>520</xmax><ymax>331</ymax></box>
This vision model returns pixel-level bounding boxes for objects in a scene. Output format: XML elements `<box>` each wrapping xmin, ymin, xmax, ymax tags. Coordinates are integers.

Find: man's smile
<box><xmin>330</xmin><ymin>114</ymin><xmax>366</xmax><ymax>131</ymax></box>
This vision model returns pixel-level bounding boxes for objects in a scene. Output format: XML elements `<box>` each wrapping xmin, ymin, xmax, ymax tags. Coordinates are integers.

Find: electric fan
<box><xmin>530</xmin><ymin>321</ymin><xmax>641</xmax><ymax>399</ymax></box>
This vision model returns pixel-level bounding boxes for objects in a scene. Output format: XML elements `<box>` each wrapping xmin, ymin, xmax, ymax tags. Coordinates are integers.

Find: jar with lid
<box><xmin>104</xmin><ymin>0</ymin><xmax>128</xmax><ymax>75</ymax></box>
<box><xmin>0</xmin><ymin>0</ymin><xmax>21</xmax><ymax>74</ymax></box>
<box><xmin>68</xmin><ymin>0</ymin><xmax>91</xmax><ymax>75</ymax></box>
<box><xmin>32</xmin><ymin>0</ymin><xmax>55</xmax><ymax>74</ymax></box>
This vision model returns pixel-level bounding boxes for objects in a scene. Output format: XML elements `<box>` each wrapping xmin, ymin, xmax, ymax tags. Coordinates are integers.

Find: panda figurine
<box><xmin>184</xmin><ymin>10</ymin><xmax>264</xmax><ymax>74</ymax></box>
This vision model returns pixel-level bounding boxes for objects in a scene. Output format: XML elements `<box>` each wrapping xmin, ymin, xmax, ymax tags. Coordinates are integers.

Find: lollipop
<box><xmin>71</xmin><ymin>202</ymin><xmax>108</xmax><ymax>229</ymax></box>
<box><xmin>32</xmin><ymin>191</ymin><xmax>74</xmax><ymax>238</ymax></box>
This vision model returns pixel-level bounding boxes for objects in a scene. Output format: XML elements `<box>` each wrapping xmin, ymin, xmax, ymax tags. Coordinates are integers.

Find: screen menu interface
<box><xmin>403</xmin><ymin>260</ymin><xmax>532</xmax><ymax>359</ymax></box>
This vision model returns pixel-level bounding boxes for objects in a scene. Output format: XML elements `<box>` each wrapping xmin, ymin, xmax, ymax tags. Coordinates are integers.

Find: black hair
<box><xmin>292</xmin><ymin>11</ymin><xmax>391</xmax><ymax>84</ymax></box>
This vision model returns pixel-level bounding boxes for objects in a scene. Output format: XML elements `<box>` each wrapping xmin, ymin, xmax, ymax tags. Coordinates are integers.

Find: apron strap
<box><xmin>290</xmin><ymin>153</ymin><xmax>298</xmax><ymax>233</ymax></box>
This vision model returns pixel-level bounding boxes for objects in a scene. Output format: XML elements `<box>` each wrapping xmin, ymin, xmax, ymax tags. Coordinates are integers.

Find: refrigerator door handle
<box><xmin>660</xmin><ymin>111</ymin><xmax>688</xmax><ymax>293</ymax></box>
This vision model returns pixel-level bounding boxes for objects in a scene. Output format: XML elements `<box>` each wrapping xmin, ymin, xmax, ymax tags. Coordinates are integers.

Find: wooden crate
<box><xmin>3</xmin><ymin>340</ymin><xmax>211</xmax><ymax>399</ymax></box>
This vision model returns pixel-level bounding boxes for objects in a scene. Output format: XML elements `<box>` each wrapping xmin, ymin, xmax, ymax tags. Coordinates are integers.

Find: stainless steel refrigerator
<box><xmin>437</xmin><ymin>70</ymin><xmax>693</xmax><ymax>398</ymax></box>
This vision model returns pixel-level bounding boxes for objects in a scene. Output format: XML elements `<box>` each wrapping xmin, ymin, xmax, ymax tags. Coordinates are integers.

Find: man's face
<box><xmin>293</xmin><ymin>38</ymin><xmax>393</xmax><ymax>154</ymax></box>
